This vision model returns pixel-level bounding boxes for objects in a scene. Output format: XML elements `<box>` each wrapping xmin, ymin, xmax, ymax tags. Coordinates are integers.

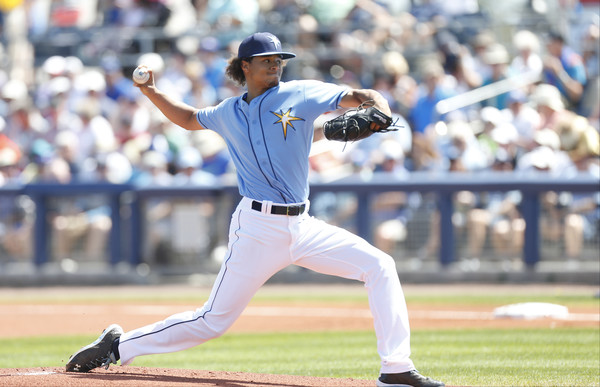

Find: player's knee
<box><xmin>199</xmin><ymin>314</ymin><xmax>236</xmax><ymax>339</ymax></box>
<box><xmin>210</xmin><ymin>328</ymin><xmax>227</xmax><ymax>339</ymax></box>
<box><xmin>380</xmin><ymin>254</ymin><xmax>398</xmax><ymax>276</ymax></box>
<box><xmin>364</xmin><ymin>253</ymin><xmax>397</xmax><ymax>283</ymax></box>
<box><xmin>198</xmin><ymin>322</ymin><xmax>227</xmax><ymax>340</ymax></box>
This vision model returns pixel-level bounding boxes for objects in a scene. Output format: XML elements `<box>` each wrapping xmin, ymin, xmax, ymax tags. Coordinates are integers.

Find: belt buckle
<box><xmin>286</xmin><ymin>206</ymin><xmax>292</xmax><ymax>215</ymax></box>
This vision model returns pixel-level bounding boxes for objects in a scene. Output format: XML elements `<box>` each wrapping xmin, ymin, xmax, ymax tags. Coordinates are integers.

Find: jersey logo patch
<box><xmin>272</xmin><ymin>108</ymin><xmax>304</xmax><ymax>140</ymax></box>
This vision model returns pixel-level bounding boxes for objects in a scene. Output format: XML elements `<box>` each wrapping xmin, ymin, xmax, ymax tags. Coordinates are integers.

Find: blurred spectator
<box><xmin>308</xmin><ymin>0</ymin><xmax>356</xmax><ymax>27</ymax></box>
<box><xmin>468</xmin><ymin>30</ymin><xmax>496</xmax><ymax>82</ymax></box>
<box><xmin>260</xmin><ymin>0</ymin><xmax>305</xmax><ymax>32</ymax></box>
<box><xmin>99</xmin><ymin>0</ymin><xmax>122</xmax><ymax>26</ymax></box>
<box><xmin>134</xmin><ymin>150</ymin><xmax>172</xmax><ymax>187</ymax></box>
<box><xmin>113</xmin><ymin>94</ymin><xmax>151</xmax><ymax>146</ymax></box>
<box><xmin>172</xmin><ymin>146</ymin><xmax>217</xmax><ymax>186</ymax></box>
<box><xmin>38</xmin><ymin>75</ymin><xmax>79</xmax><ymax>140</ymax></box>
<box><xmin>203</xmin><ymin>0</ymin><xmax>259</xmax><ymax>46</ymax></box>
<box><xmin>0</xmin><ymin>119</ymin><xmax>22</xmax><ymax>183</ymax></box>
<box><xmin>73</xmin><ymin>99</ymin><xmax>116</xmax><ymax>164</ymax></box>
<box><xmin>580</xmin><ymin>23</ymin><xmax>600</xmax><ymax>125</ymax></box>
<box><xmin>420</xmin><ymin>120</ymin><xmax>488</xmax><ymax>261</ymax></box>
<box><xmin>54</xmin><ymin>130</ymin><xmax>84</xmax><ymax>181</ymax></box>
<box><xmin>483</xmin><ymin>154</ymin><xmax>525</xmax><ymax>259</ymax></box>
<box><xmin>530</xmin><ymin>83</ymin><xmax>570</xmax><ymax>135</ymax></box>
<box><xmin>101</xmin><ymin>55</ymin><xmax>135</xmax><ymax>103</ymax></box>
<box><xmin>489</xmin><ymin>122</ymin><xmax>520</xmax><ymax>165</ymax></box>
<box><xmin>480</xmin><ymin>43</ymin><xmax>511</xmax><ymax>110</ymax></box>
<box><xmin>406</xmin><ymin>129</ymin><xmax>441</xmax><ymax>172</ymax></box>
<box><xmin>19</xmin><ymin>142</ymin><xmax>115</xmax><ymax>262</ymax></box>
<box><xmin>189</xmin><ymin>130</ymin><xmax>232</xmax><ymax>177</ymax></box>
<box><xmin>0</xmin><ymin>117</ymin><xmax>31</xmax><ymax>260</ymax></box>
<box><xmin>476</xmin><ymin>106</ymin><xmax>515</xmax><ymax>165</ymax></box>
<box><xmin>410</xmin><ymin>0</ymin><xmax>444</xmax><ymax>23</ymax></box>
<box><xmin>381</xmin><ymin>51</ymin><xmax>418</xmax><ymax>118</ymax></box>
<box><xmin>152</xmin><ymin>50</ymin><xmax>192</xmax><ymax>102</ymax></box>
<box><xmin>0</xmin><ymin>195</ymin><xmax>34</xmax><ymax>261</ymax></box>
<box><xmin>371</xmin><ymin>72</ymin><xmax>395</xmax><ymax>113</ymax></box>
<box><xmin>509</xmin><ymin>30</ymin><xmax>543</xmax><ymax>81</ymax></box>
<box><xmin>500</xmin><ymin>89</ymin><xmax>540</xmax><ymax>152</ymax></box>
<box><xmin>51</xmin><ymin>195</ymin><xmax>113</xmax><ymax>263</ymax></box>
<box><xmin>440</xmin><ymin>120</ymin><xmax>489</xmax><ymax>172</ymax></box>
<box><xmin>371</xmin><ymin>138</ymin><xmax>410</xmax><ymax>177</ymax></box>
<box><xmin>542</xmin><ymin>30</ymin><xmax>587</xmax><ymax>111</ymax></box>
<box><xmin>184</xmin><ymin>64</ymin><xmax>219</xmax><ymax>108</ymax></box>
<box><xmin>582</xmin><ymin>24</ymin><xmax>599</xmax><ymax>80</ymax></box>
<box><xmin>538</xmin><ymin>114</ymin><xmax>600</xmax><ymax>263</ymax></box>
<box><xmin>198</xmin><ymin>37</ymin><xmax>226</xmax><ymax>89</ymax></box>
<box><xmin>372</xmin><ymin>189</ymin><xmax>410</xmax><ymax>256</ymax></box>
<box><xmin>96</xmin><ymin>151</ymin><xmax>133</xmax><ymax>184</ymax></box>
<box><xmin>1</xmin><ymin>79</ymin><xmax>28</xmax><ymax>107</ymax></box>
<box><xmin>193</xmin><ymin>37</ymin><xmax>229</xmax><ymax>102</ymax></box>
<box><xmin>409</xmin><ymin>60</ymin><xmax>455</xmax><ymax>135</ymax></box>
<box><xmin>436</xmin><ymin>31</ymin><xmax>482</xmax><ymax>92</ymax></box>
<box><xmin>108</xmin><ymin>0</ymin><xmax>171</xmax><ymax>28</ymax></box>
<box><xmin>170</xmin><ymin>145</ymin><xmax>220</xmax><ymax>257</ymax></box>
<box><xmin>556</xmin><ymin>115</ymin><xmax>600</xmax><ymax>261</ymax></box>
<box><xmin>516</xmin><ymin>133</ymin><xmax>569</xmax><ymax>175</ymax></box>
<box><xmin>463</xmin><ymin>147</ymin><xmax>524</xmax><ymax>263</ymax></box>
<box><xmin>557</xmin><ymin>115</ymin><xmax>600</xmax><ymax>167</ymax></box>
<box><xmin>3</xmin><ymin>101</ymin><xmax>50</xmax><ymax>158</ymax></box>
<box><xmin>35</xmin><ymin>55</ymin><xmax>68</xmax><ymax>110</ymax></box>
<box><xmin>133</xmin><ymin>150</ymin><xmax>174</xmax><ymax>263</ymax></box>
<box><xmin>73</xmin><ymin>68</ymin><xmax>118</xmax><ymax>125</ymax></box>
<box><xmin>370</xmin><ymin>139</ymin><xmax>413</xmax><ymax>255</ymax></box>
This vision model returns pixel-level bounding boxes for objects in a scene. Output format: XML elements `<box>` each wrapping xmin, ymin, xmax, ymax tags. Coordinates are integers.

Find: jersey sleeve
<box><xmin>301</xmin><ymin>80</ymin><xmax>350</xmax><ymax>111</ymax></box>
<box><xmin>195</xmin><ymin>98</ymin><xmax>235</xmax><ymax>132</ymax></box>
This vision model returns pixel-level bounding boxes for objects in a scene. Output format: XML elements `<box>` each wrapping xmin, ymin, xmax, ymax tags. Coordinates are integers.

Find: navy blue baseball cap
<box><xmin>238</xmin><ymin>32</ymin><xmax>296</xmax><ymax>59</ymax></box>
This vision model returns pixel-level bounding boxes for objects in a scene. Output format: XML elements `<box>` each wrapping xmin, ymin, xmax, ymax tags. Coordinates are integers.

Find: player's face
<box><xmin>243</xmin><ymin>55</ymin><xmax>284</xmax><ymax>90</ymax></box>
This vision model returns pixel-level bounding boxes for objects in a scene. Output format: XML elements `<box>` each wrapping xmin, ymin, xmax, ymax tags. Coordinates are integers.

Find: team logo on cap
<box><xmin>268</xmin><ymin>35</ymin><xmax>281</xmax><ymax>50</ymax></box>
<box><xmin>272</xmin><ymin>108</ymin><xmax>304</xmax><ymax>140</ymax></box>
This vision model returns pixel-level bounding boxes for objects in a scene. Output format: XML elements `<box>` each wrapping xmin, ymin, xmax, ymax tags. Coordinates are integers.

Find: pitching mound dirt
<box><xmin>0</xmin><ymin>367</ymin><xmax>374</xmax><ymax>386</ymax></box>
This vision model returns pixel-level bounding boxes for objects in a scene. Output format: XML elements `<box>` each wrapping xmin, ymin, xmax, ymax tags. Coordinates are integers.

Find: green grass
<box><xmin>420</xmin><ymin>328</ymin><xmax>600</xmax><ymax>386</ymax></box>
<box><xmin>1</xmin><ymin>285</ymin><xmax>598</xmax><ymax>385</ymax></box>
<box><xmin>1</xmin><ymin>328</ymin><xmax>598</xmax><ymax>386</ymax></box>
<box><xmin>1</xmin><ymin>284</ymin><xmax>597</xmax><ymax>309</ymax></box>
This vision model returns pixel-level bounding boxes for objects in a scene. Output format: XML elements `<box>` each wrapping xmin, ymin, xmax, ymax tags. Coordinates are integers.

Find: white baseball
<box><xmin>133</xmin><ymin>66</ymin><xmax>150</xmax><ymax>84</ymax></box>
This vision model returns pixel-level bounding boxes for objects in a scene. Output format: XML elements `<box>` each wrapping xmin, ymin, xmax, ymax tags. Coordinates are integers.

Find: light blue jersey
<box><xmin>197</xmin><ymin>80</ymin><xmax>348</xmax><ymax>203</ymax></box>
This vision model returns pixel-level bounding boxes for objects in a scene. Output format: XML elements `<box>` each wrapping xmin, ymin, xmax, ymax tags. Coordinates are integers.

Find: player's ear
<box><xmin>241</xmin><ymin>58</ymin><xmax>251</xmax><ymax>73</ymax></box>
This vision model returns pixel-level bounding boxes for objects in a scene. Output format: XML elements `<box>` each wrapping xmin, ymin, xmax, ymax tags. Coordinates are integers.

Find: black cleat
<box><xmin>66</xmin><ymin>324</ymin><xmax>123</xmax><ymax>372</ymax></box>
<box><xmin>377</xmin><ymin>370</ymin><xmax>445</xmax><ymax>387</ymax></box>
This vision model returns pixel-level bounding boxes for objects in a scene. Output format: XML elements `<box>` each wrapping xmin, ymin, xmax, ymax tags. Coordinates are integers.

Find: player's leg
<box><xmin>117</xmin><ymin>204</ymin><xmax>292</xmax><ymax>365</ymax></box>
<box><xmin>290</xmin><ymin>214</ymin><xmax>414</xmax><ymax>374</ymax></box>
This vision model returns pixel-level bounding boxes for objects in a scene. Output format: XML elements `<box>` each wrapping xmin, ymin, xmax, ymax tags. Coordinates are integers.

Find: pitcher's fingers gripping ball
<box><xmin>323</xmin><ymin>100</ymin><xmax>397</xmax><ymax>142</ymax></box>
<box><xmin>132</xmin><ymin>65</ymin><xmax>150</xmax><ymax>84</ymax></box>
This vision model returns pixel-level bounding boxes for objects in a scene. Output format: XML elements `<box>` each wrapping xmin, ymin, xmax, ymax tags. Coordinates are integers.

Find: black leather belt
<box><xmin>251</xmin><ymin>200</ymin><xmax>306</xmax><ymax>216</ymax></box>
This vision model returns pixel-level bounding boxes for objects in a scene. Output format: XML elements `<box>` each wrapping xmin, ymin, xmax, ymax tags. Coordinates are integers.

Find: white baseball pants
<box><xmin>118</xmin><ymin>197</ymin><xmax>415</xmax><ymax>374</ymax></box>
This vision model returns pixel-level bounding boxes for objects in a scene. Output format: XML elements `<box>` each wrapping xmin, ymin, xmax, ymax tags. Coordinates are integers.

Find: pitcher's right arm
<box><xmin>134</xmin><ymin>69</ymin><xmax>205</xmax><ymax>131</ymax></box>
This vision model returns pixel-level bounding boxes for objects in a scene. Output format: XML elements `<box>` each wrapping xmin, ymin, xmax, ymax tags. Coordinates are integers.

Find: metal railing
<box><xmin>1</xmin><ymin>171</ymin><xmax>598</xmax><ymax>269</ymax></box>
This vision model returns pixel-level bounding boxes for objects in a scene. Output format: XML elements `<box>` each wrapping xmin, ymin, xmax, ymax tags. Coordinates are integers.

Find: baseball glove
<box><xmin>323</xmin><ymin>100</ymin><xmax>396</xmax><ymax>142</ymax></box>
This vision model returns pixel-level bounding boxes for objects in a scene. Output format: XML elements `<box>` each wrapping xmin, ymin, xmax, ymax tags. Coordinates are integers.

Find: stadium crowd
<box><xmin>0</xmin><ymin>0</ymin><xmax>598</xmax><ymax>266</ymax></box>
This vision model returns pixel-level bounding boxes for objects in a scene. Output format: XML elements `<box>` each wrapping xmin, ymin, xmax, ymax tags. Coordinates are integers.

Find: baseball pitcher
<box><xmin>66</xmin><ymin>32</ymin><xmax>444</xmax><ymax>387</ymax></box>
